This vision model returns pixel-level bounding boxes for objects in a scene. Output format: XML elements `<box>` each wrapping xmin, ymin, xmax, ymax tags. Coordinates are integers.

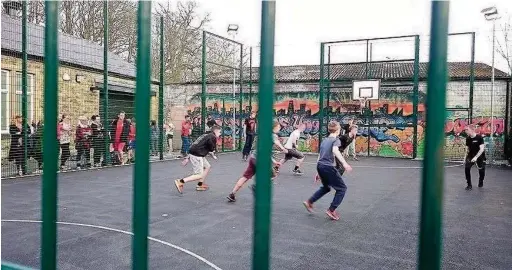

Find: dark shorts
<box><xmin>167</xmin><ymin>134</ymin><xmax>173</xmax><ymax>139</ymax></box>
<box><xmin>284</xmin><ymin>148</ymin><xmax>304</xmax><ymax>160</ymax></box>
<box><xmin>242</xmin><ymin>157</ymin><xmax>278</xmax><ymax>179</ymax></box>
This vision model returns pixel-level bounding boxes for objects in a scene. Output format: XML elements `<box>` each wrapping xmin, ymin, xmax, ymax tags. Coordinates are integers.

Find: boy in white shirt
<box><xmin>277</xmin><ymin>123</ymin><xmax>305</xmax><ymax>175</ymax></box>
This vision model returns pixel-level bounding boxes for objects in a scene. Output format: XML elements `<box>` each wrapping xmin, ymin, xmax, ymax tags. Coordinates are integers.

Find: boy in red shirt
<box><xmin>181</xmin><ymin>115</ymin><xmax>192</xmax><ymax>156</ymax></box>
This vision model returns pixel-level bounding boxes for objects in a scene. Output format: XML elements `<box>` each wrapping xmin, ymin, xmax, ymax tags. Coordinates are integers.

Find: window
<box><xmin>14</xmin><ymin>72</ymin><xmax>35</xmax><ymax>125</ymax></box>
<box><xmin>1</xmin><ymin>70</ymin><xmax>9</xmax><ymax>133</ymax></box>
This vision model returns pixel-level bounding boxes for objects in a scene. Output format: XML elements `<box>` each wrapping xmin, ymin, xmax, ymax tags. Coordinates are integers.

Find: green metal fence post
<box><xmin>252</xmin><ymin>1</ymin><xmax>276</xmax><ymax>269</ymax></box>
<box><xmin>249</xmin><ymin>47</ymin><xmax>253</xmax><ymax>111</ymax></box>
<box><xmin>132</xmin><ymin>2</ymin><xmax>152</xmax><ymax>270</ymax></box>
<box><xmin>41</xmin><ymin>2</ymin><xmax>59</xmax><ymax>269</ymax></box>
<box><xmin>318</xmin><ymin>43</ymin><xmax>325</xmax><ymax>151</ymax></box>
<box><xmin>412</xmin><ymin>35</ymin><xmax>420</xmax><ymax>159</ymax></box>
<box><xmin>103</xmin><ymin>0</ymin><xmax>110</xmax><ymax>165</ymax></box>
<box><xmin>239</xmin><ymin>44</ymin><xmax>244</xmax><ymax>150</ymax></box>
<box><xmin>22</xmin><ymin>0</ymin><xmax>28</xmax><ymax>174</ymax></box>
<box><xmin>469</xmin><ymin>32</ymin><xmax>476</xmax><ymax>122</ymax></box>
<box><xmin>201</xmin><ymin>31</ymin><xmax>207</xmax><ymax>132</ymax></box>
<box><xmin>326</xmin><ymin>46</ymin><xmax>331</xmax><ymax>124</ymax></box>
<box><xmin>159</xmin><ymin>16</ymin><xmax>164</xmax><ymax>160</ymax></box>
<box><xmin>366</xmin><ymin>39</ymin><xmax>371</xmax><ymax>157</ymax></box>
<box><xmin>222</xmin><ymin>99</ymin><xmax>226</xmax><ymax>152</ymax></box>
<box><xmin>418</xmin><ymin>1</ymin><xmax>450</xmax><ymax>269</ymax></box>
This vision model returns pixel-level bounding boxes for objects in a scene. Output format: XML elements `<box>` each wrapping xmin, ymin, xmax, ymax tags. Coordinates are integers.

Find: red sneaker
<box><xmin>303</xmin><ymin>201</ymin><xmax>314</xmax><ymax>213</ymax></box>
<box><xmin>326</xmin><ymin>209</ymin><xmax>340</xmax><ymax>221</ymax></box>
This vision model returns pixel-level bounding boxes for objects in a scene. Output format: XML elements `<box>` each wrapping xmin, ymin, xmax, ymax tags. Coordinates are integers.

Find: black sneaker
<box><xmin>293</xmin><ymin>169</ymin><xmax>303</xmax><ymax>175</ymax></box>
<box><xmin>465</xmin><ymin>185</ymin><xmax>472</xmax><ymax>190</ymax></box>
<box><xmin>250</xmin><ymin>184</ymin><xmax>256</xmax><ymax>193</ymax></box>
<box><xmin>227</xmin><ymin>193</ymin><xmax>236</xmax><ymax>202</ymax></box>
<box><xmin>478</xmin><ymin>181</ymin><xmax>483</xmax><ymax>188</ymax></box>
<box><xmin>274</xmin><ymin>166</ymin><xmax>280</xmax><ymax>173</ymax></box>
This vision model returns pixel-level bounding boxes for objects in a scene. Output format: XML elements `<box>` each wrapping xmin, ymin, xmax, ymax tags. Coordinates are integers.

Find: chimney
<box><xmin>3</xmin><ymin>1</ymin><xmax>22</xmax><ymax>17</ymax></box>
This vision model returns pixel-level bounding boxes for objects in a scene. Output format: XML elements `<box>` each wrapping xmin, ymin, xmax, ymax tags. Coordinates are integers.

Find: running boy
<box><xmin>278</xmin><ymin>123</ymin><xmax>306</xmax><ymax>175</ymax></box>
<box><xmin>174</xmin><ymin>125</ymin><xmax>221</xmax><ymax>193</ymax></box>
<box><xmin>464</xmin><ymin>125</ymin><xmax>486</xmax><ymax>190</ymax></box>
<box><xmin>227</xmin><ymin>120</ymin><xmax>287</xmax><ymax>202</ymax></box>
<box><xmin>303</xmin><ymin>121</ymin><xmax>352</xmax><ymax>221</ymax></box>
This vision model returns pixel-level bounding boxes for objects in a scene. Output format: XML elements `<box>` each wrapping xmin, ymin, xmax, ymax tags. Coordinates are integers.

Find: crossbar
<box><xmin>204</xmin><ymin>30</ymin><xmax>244</xmax><ymax>46</ymax></box>
<box><xmin>323</xmin><ymin>34</ymin><xmax>418</xmax><ymax>45</ymax></box>
<box><xmin>206</xmin><ymin>60</ymin><xmax>241</xmax><ymax>71</ymax></box>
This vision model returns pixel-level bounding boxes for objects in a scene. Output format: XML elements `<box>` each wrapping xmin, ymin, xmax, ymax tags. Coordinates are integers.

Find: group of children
<box><xmin>172</xmin><ymin>115</ymin><xmax>488</xmax><ymax>221</ymax></box>
<box><xmin>173</xmin><ymin>116</ymin><xmax>359</xmax><ymax>221</ymax></box>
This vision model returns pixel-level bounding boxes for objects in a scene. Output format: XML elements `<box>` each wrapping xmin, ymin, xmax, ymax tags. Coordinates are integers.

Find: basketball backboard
<box><xmin>352</xmin><ymin>80</ymin><xmax>380</xmax><ymax>100</ymax></box>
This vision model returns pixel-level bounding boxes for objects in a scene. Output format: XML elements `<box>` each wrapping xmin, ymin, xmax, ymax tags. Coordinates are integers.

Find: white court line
<box><xmin>1</xmin><ymin>219</ymin><xmax>223</xmax><ymax>270</ymax></box>
<box><xmin>301</xmin><ymin>161</ymin><xmax>464</xmax><ymax>169</ymax></box>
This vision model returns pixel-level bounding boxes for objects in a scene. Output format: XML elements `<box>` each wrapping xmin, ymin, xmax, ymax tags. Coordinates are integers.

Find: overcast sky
<box><xmin>190</xmin><ymin>0</ymin><xmax>511</xmax><ymax>72</ymax></box>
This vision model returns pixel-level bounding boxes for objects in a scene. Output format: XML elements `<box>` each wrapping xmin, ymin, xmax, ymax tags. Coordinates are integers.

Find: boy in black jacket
<box><xmin>174</xmin><ymin>126</ymin><xmax>221</xmax><ymax>193</ymax></box>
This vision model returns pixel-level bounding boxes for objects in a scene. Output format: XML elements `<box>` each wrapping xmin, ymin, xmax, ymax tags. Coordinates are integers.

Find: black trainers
<box><xmin>250</xmin><ymin>184</ymin><xmax>256</xmax><ymax>193</ymax></box>
<box><xmin>227</xmin><ymin>193</ymin><xmax>236</xmax><ymax>202</ymax></box>
<box><xmin>465</xmin><ymin>185</ymin><xmax>472</xmax><ymax>190</ymax></box>
<box><xmin>478</xmin><ymin>181</ymin><xmax>483</xmax><ymax>188</ymax></box>
<box><xmin>293</xmin><ymin>169</ymin><xmax>303</xmax><ymax>175</ymax></box>
<box><xmin>274</xmin><ymin>166</ymin><xmax>280</xmax><ymax>173</ymax></box>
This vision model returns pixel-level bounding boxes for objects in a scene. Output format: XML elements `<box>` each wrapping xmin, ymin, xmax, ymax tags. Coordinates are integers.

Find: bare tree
<box><xmin>496</xmin><ymin>16</ymin><xmax>512</xmax><ymax>75</ymax></box>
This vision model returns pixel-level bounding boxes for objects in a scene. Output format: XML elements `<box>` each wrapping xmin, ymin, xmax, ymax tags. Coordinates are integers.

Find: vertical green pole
<box><xmin>22</xmin><ymin>0</ymin><xmax>28</xmax><ymax>174</ymax></box>
<box><xmin>103</xmin><ymin>0</ymin><xmax>110</xmax><ymax>165</ymax></box>
<box><xmin>249</xmin><ymin>47</ymin><xmax>253</xmax><ymax>111</ymax></box>
<box><xmin>201</xmin><ymin>31</ymin><xmax>207</xmax><ymax>132</ymax></box>
<box><xmin>159</xmin><ymin>16</ymin><xmax>164</xmax><ymax>160</ymax></box>
<box><xmin>318</xmin><ymin>43</ymin><xmax>325</xmax><ymax>151</ymax></box>
<box><xmin>41</xmin><ymin>2</ymin><xmax>59</xmax><ymax>269</ymax></box>
<box><xmin>132</xmin><ymin>2</ymin><xmax>151</xmax><ymax>270</ymax></box>
<box><xmin>252</xmin><ymin>1</ymin><xmax>276</xmax><ymax>269</ymax></box>
<box><xmin>326</xmin><ymin>46</ymin><xmax>331</xmax><ymax>124</ymax></box>
<box><xmin>418</xmin><ymin>1</ymin><xmax>449</xmax><ymax>270</ymax></box>
<box><xmin>469</xmin><ymin>32</ymin><xmax>475</xmax><ymax>122</ymax></box>
<box><xmin>366</xmin><ymin>40</ymin><xmax>371</xmax><ymax>157</ymax></box>
<box><xmin>412</xmin><ymin>35</ymin><xmax>420</xmax><ymax>159</ymax></box>
<box><xmin>222</xmin><ymin>99</ymin><xmax>225</xmax><ymax>152</ymax></box>
<box><xmin>239</xmin><ymin>44</ymin><xmax>244</xmax><ymax>150</ymax></box>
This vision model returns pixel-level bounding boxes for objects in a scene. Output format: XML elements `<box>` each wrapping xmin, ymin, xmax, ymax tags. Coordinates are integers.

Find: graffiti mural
<box><xmin>181</xmin><ymin>90</ymin><xmax>506</xmax><ymax>159</ymax></box>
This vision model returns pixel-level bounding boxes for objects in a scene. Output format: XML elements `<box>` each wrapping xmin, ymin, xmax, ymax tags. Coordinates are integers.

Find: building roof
<box><xmin>188</xmin><ymin>61</ymin><xmax>510</xmax><ymax>84</ymax></box>
<box><xmin>1</xmin><ymin>14</ymin><xmax>139</xmax><ymax>80</ymax></box>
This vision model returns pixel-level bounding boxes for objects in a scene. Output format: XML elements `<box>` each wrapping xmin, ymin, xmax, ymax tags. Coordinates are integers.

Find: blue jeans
<box><xmin>181</xmin><ymin>136</ymin><xmax>191</xmax><ymax>155</ymax></box>
<box><xmin>309</xmin><ymin>163</ymin><xmax>347</xmax><ymax>211</ymax></box>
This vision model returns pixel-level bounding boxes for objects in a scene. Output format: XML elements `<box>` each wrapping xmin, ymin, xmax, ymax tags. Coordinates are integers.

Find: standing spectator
<box><xmin>8</xmin><ymin>115</ymin><xmax>31</xmax><ymax>176</ymax></box>
<box><xmin>110</xmin><ymin>111</ymin><xmax>130</xmax><ymax>165</ymax></box>
<box><xmin>75</xmin><ymin>116</ymin><xmax>92</xmax><ymax>169</ymax></box>
<box><xmin>165</xmin><ymin>121</ymin><xmax>175</xmax><ymax>153</ymax></box>
<box><xmin>342</xmin><ymin>118</ymin><xmax>358</xmax><ymax>161</ymax></box>
<box><xmin>90</xmin><ymin>115</ymin><xmax>105</xmax><ymax>167</ymax></box>
<box><xmin>242</xmin><ymin>111</ymin><xmax>257</xmax><ymax>161</ymax></box>
<box><xmin>30</xmin><ymin>120</ymin><xmax>44</xmax><ymax>171</ymax></box>
<box><xmin>127</xmin><ymin>118</ymin><xmax>136</xmax><ymax>163</ymax></box>
<box><xmin>57</xmin><ymin>114</ymin><xmax>72</xmax><ymax>170</ymax></box>
<box><xmin>181</xmin><ymin>115</ymin><xmax>192</xmax><ymax>156</ymax></box>
<box><xmin>191</xmin><ymin>116</ymin><xmax>202</xmax><ymax>142</ymax></box>
<box><xmin>150</xmin><ymin>120</ymin><xmax>160</xmax><ymax>156</ymax></box>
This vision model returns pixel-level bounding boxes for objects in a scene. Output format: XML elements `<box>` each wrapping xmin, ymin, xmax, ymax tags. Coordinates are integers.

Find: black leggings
<box><xmin>464</xmin><ymin>157</ymin><xmax>485</xmax><ymax>186</ymax></box>
<box><xmin>60</xmin><ymin>143</ymin><xmax>70</xmax><ymax>167</ymax></box>
<box><xmin>243</xmin><ymin>133</ymin><xmax>255</xmax><ymax>156</ymax></box>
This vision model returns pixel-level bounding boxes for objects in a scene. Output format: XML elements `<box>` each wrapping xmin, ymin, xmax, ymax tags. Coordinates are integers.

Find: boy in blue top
<box><xmin>303</xmin><ymin>121</ymin><xmax>353</xmax><ymax>221</ymax></box>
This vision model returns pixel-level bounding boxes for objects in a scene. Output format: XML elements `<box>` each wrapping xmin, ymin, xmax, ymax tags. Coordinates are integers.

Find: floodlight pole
<box><xmin>228</xmin><ymin>26</ymin><xmax>238</xmax><ymax>150</ymax></box>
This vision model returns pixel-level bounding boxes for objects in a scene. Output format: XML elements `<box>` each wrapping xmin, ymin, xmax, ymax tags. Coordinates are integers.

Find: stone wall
<box><xmin>165</xmin><ymin>80</ymin><xmax>510</xmax><ymax>160</ymax></box>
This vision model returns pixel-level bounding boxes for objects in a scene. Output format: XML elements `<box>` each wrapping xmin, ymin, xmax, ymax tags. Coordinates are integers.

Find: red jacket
<box><xmin>128</xmin><ymin>125</ymin><xmax>136</xmax><ymax>141</ymax></box>
<box><xmin>181</xmin><ymin>120</ymin><xmax>192</xmax><ymax>136</ymax></box>
<box><xmin>76</xmin><ymin>125</ymin><xmax>92</xmax><ymax>148</ymax></box>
